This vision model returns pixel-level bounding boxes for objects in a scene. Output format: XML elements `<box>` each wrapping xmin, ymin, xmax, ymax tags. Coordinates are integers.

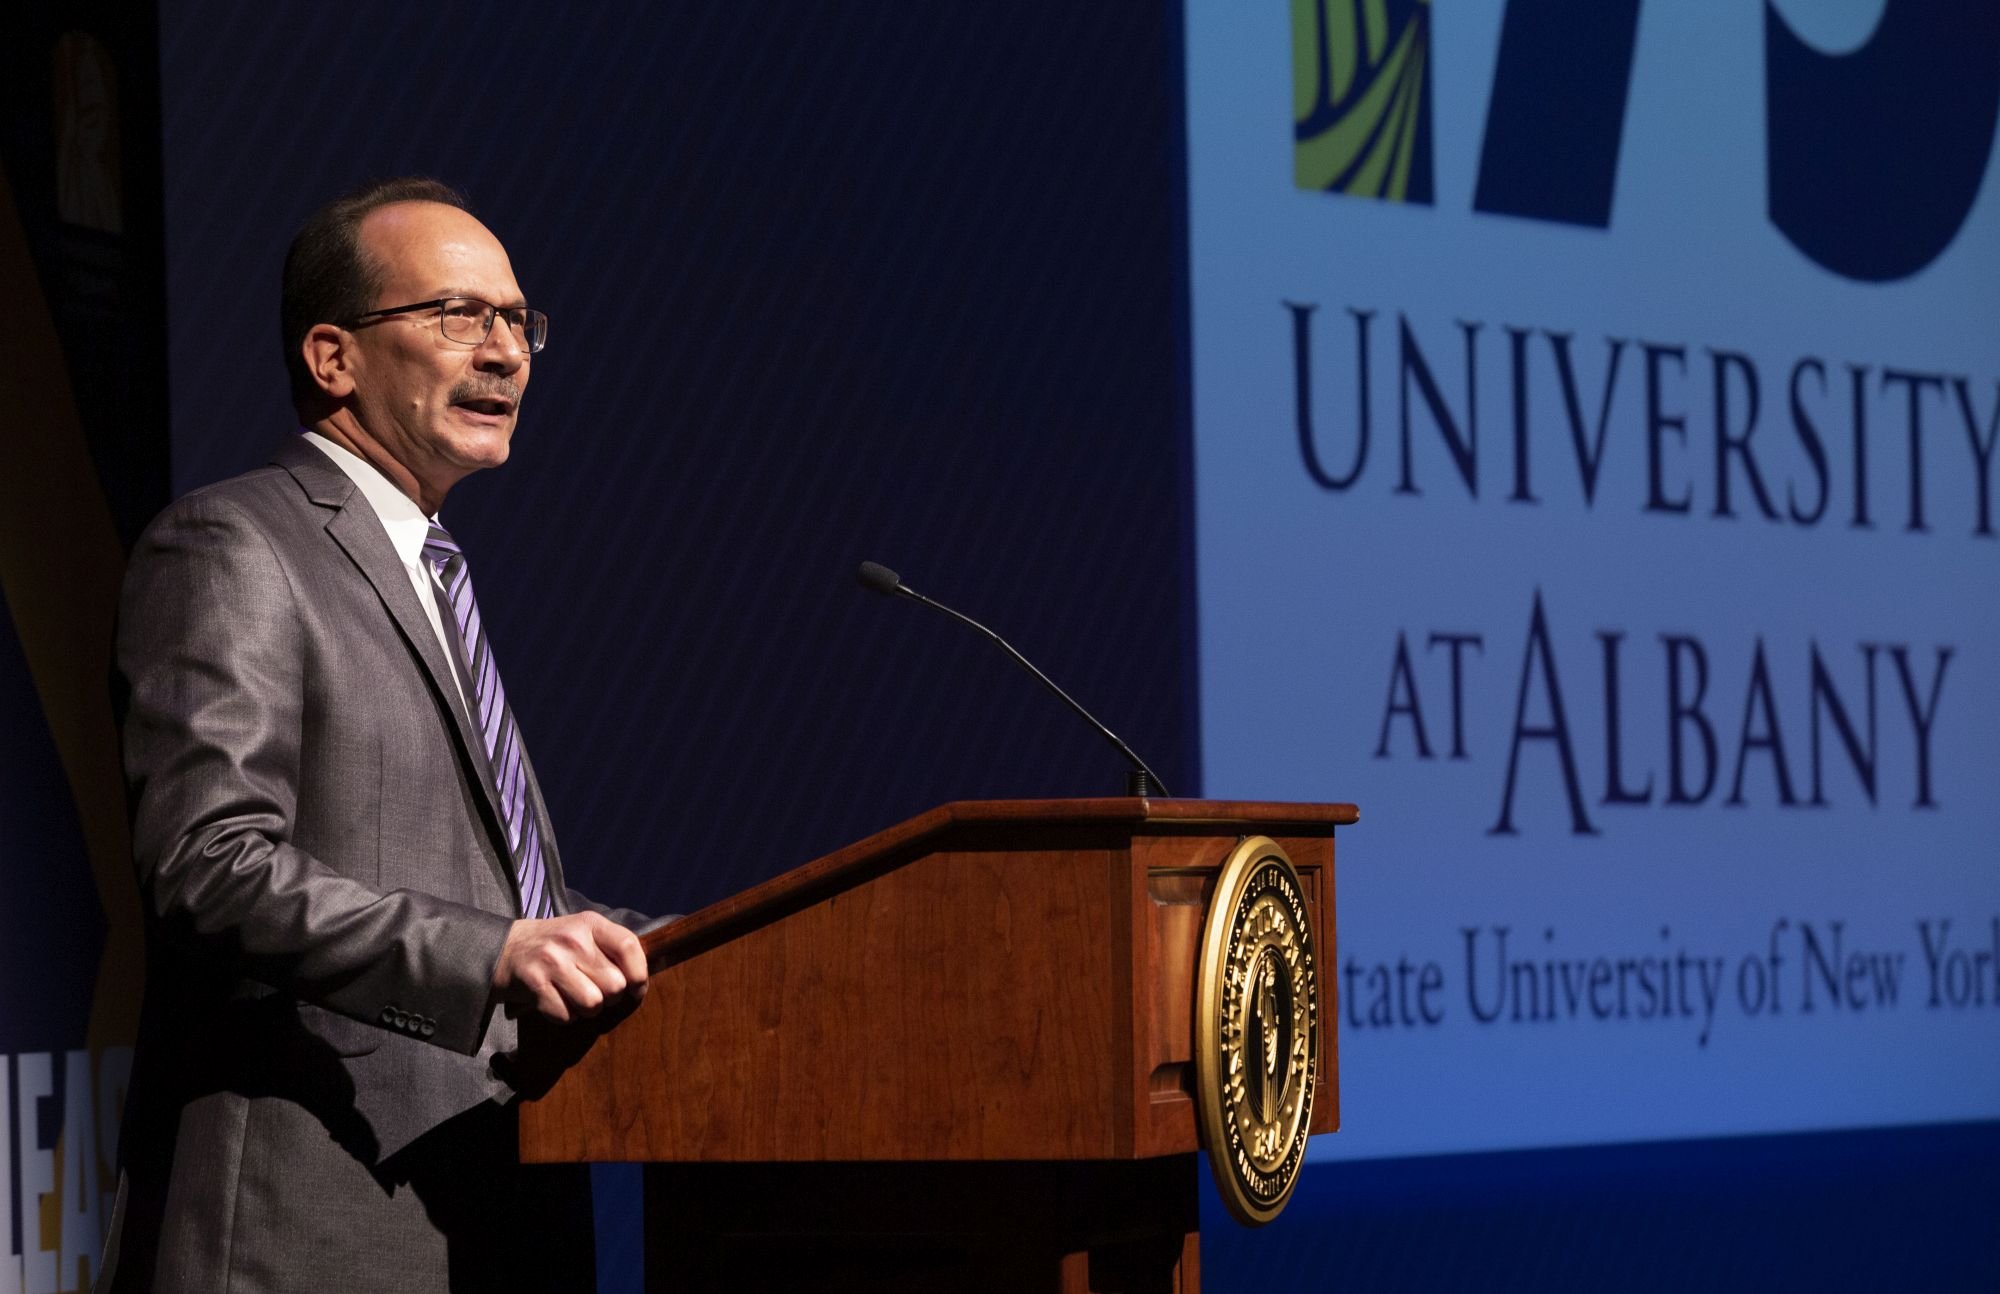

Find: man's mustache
<box><xmin>448</xmin><ymin>377</ymin><xmax>523</xmax><ymax>408</ymax></box>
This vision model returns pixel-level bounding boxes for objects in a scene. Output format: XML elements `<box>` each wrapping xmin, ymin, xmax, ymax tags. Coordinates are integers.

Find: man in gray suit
<box><xmin>103</xmin><ymin>178</ymin><xmax>653</xmax><ymax>1291</ymax></box>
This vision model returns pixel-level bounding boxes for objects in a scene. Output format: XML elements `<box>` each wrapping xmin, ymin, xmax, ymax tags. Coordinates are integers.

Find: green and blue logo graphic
<box><xmin>1291</xmin><ymin>0</ymin><xmax>1434</xmax><ymax>204</ymax></box>
<box><xmin>1291</xmin><ymin>0</ymin><xmax>2000</xmax><ymax>282</ymax></box>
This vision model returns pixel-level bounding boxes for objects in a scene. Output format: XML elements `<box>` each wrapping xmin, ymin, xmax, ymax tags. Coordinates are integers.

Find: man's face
<box><xmin>343</xmin><ymin>201</ymin><xmax>532</xmax><ymax>499</ymax></box>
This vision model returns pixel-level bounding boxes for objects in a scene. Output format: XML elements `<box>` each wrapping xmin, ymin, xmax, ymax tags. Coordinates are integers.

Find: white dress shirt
<box><xmin>301</xmin><ymin>431</ymin><xmax>469</xmax><ymax>711</ymax></box>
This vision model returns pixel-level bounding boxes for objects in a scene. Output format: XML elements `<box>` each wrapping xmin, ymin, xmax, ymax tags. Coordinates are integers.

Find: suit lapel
<box><xmin>274</xmin><ymin>437</ymin><xmax>523</xmax><ymax>911</ymax></box>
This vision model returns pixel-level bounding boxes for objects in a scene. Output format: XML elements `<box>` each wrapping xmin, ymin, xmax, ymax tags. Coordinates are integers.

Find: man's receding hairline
<box><xmin>355</xmin><ymin>198</ymin><xmax>498</xmax><ymax>243</ymax></box>
<box><xmin>351</xmin><ymin>200</ymin><xmax>509</xmax><ymax>311</ymax></box>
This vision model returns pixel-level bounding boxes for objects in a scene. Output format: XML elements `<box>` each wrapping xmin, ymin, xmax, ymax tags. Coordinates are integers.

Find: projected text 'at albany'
<box><xmin>1287</xmin><ymin>303</ymin><xmax>1979</xmax><ymax>838</ymax></box>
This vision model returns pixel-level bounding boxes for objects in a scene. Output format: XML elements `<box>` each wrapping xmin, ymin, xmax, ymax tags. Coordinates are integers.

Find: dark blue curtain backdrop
<box><xmin>149</xmin><ymin>4</ymin><xmax>1999</xmax><ymax>1293</ymax></box>
<box><xmin>160</xmin><ymin>1</ymin><xmax>1199</xmax><ymax>921</ymax></box>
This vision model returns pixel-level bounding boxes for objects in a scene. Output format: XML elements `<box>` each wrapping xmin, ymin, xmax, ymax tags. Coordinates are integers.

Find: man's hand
<box><xmin>491</xmin><ymin>912</ymin><xmax>649</xmax><ymax>1023</ymax></box>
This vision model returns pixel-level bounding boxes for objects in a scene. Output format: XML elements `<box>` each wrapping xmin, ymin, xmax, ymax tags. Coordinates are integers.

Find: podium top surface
<box><xmin>641</xmin><ymin>797</ymin><xmax>1357</xmax><ymax>965</ymax></box>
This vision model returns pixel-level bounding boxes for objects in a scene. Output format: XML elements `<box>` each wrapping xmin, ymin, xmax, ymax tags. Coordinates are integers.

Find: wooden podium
<box><xmin>519</xmin><ymin>798</ymin><xmax>1355</xmax><ymax>1292</ymax></box>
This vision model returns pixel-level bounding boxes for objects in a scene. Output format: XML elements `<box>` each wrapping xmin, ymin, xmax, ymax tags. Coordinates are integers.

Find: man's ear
<box><xmin>303</xmin><ymin>323</ymin><xmax>356</xmax><ymax>400</ymax></box>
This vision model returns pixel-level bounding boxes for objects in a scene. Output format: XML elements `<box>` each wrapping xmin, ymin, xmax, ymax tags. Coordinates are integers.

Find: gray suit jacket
<box><xmin>101</xmin><ymin>437</ymin><xmax>637</xmax><ymax>1292</ymax></box>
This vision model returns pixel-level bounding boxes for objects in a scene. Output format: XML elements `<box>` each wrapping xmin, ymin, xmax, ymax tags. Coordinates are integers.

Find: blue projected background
<box><xmin>1188</xmin><ymin>0</ymin><xmax>2000</xmax><ymax>1159</ymax></box>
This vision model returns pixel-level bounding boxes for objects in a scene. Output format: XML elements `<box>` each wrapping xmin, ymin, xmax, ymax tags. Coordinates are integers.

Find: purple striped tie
<box><xmin>422</xmin><ymin>524</ymin><xmax>555</xmax><ymax>919</ymax></box>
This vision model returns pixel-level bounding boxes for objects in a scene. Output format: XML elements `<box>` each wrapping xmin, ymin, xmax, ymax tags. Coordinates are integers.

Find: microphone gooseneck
<box><xmin>855</xmin><ymin>560</ymin><xmax>1172</xmax><ymax>797</ymax></box>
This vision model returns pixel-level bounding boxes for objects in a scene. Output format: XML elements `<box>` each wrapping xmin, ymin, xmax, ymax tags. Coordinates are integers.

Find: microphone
<box><xmin>855</xmin><ymin>560</ymin><xmax>1171</xmax><ymax>797</ymax></box>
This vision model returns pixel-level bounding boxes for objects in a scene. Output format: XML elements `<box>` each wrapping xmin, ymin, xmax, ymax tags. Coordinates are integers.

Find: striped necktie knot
<box><xmin>422</xmin><ymin>523</ymin><xmax>463</xmax><ymax>577</ymax></box>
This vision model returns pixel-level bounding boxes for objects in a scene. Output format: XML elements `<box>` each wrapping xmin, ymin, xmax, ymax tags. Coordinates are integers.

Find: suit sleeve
<box><xmin>118</xmin><ymin>493</ymin><xmax>514</xmax><ymax>1055</ymax></box>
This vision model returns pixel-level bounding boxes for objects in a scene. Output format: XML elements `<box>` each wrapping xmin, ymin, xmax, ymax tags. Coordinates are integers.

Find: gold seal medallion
<box><xmin>1196</xmin><ymin>835</ymin><xmax>1320</xmax><ymax>1225</ymax></box>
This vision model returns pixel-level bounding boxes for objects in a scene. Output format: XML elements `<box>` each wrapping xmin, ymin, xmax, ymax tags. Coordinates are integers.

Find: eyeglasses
<box><xmin>345</xmin><ymin>297</ymin><xmax>548</xmax><ymax>354</ymax></box>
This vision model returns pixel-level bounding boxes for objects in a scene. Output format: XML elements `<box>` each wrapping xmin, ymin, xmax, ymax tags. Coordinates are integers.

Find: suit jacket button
<box><xmin>379</xmin><ymin>1006</ymin><xmax>397</xmax><ymax>1025</ymax></box>
<box><xmin>420</xmin><ymin>1020</ymin><xmax>436</xmax><ymax>1038</ymax></box>
<box><xmin>392</xmin><ymin>1010</ymin><xmax>409</xmax><ymax>1029</ymax></box>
